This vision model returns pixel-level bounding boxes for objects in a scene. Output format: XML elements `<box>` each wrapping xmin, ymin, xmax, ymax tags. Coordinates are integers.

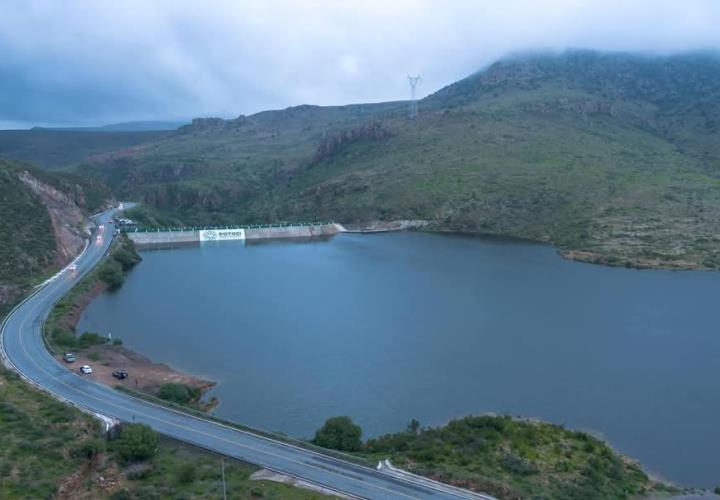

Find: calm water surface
<box><xmin>78</xmin><ymin>232</ymin><xmax>720</xmax><ymax>486</ymax></box>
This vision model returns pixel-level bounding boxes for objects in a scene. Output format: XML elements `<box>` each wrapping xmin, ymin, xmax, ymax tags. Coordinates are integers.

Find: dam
<box><xmin>123</xmin><ymin>222</ymin><xmax>345</xmax><ymax>247</ymax></box>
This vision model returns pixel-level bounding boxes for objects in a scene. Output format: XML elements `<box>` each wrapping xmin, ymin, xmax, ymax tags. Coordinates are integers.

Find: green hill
<box><xmin>77</xmin><ymin>51</ymin><xmax>720</xmax><ymax>269</ymax></box>
<box><xmin>0</xmin><ymin>129</ymin><xmax>168</xmax><ymax>169</ymax></box>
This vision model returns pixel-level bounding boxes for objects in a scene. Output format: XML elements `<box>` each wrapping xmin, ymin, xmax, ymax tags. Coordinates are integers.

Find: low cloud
<box><xmin>1</xmin><ymin>0</ymin><xmax>719</xmax><ymax>127</ymax></box>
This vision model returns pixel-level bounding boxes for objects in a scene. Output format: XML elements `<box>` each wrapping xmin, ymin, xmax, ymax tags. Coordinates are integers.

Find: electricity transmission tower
<box><xmin>407</xmin><ymin>75</ymin><xmax>421</xmax><ymax>120</ymax></box>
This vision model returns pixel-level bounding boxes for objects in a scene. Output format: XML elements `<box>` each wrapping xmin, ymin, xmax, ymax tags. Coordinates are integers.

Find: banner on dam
<box><xmin>199</xmin><ymin>228</ymin><xmax>246</xmax><ymax>242</ymax></box>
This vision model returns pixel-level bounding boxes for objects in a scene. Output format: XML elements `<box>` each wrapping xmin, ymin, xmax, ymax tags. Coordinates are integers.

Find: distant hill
<box><xmin>0</xmin><ymin>129</ymin><xmax>168</xmax><ymax>169</ymax></box>
<box><xmin>38</xmin><ymin>120</ymin><xmax>189</xmax><ymax>132</ymax></box>
<box><xmin>77</xmin><ymin>50</ymin><xmax>720</xmax><ymax>269</ymax></box>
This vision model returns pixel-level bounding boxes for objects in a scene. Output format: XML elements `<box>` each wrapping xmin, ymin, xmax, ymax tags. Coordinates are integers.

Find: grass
<box><xmin>113</xmin><ymin>436</ymin><xmax>331</xmax><ymax>500</ymax></box>
<box><xmin>0</xmin><ymin>366</ymin><xmax>101</xmax><ymax>499</ymax></box>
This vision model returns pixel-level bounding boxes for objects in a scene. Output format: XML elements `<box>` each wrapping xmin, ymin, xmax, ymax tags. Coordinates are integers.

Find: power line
<box><xmin>407</xmin><ymin>75</ymin><xmax>421</xmax><ymax>120</ymax></box>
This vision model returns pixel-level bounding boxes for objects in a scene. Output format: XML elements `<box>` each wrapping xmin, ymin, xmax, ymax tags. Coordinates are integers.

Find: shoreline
<box><xmin>54</xmin><ymin>241</ymin><xmax>217</xmax><ymax>409</ymax></box>
<box><xmin>59</xmin><ymin>230</ymin><xmax>711</xmax><ymax>493</ymax></box>
<box><xmin>410</xmin><ymin>224</ymin><xmax>714</xmax><ymax>271</ymax></box>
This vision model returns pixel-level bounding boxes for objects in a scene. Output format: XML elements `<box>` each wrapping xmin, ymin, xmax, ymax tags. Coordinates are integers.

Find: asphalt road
<box><xmin>0</xmin><ymin>207</ymin><xmax>493</xmax><ymax>500</ymax></box>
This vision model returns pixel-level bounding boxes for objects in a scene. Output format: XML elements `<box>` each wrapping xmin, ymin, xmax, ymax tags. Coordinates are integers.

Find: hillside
<box><xmin>360</xmin><ymin>415</ymin><xmax>672</xmax><ymax>499</ymax></box>
<box><xmin>77</xmin><ymin>51</ymin><xmax>720</xmax><ymax>269</ymax></box>
<box><xmin>0</xmin><ymin>129</ymin><xmax>168</xmax><ymax>169</ymax></box>
<box><xmin>0</xmin><ymin>159</ymin><xmax>110</xmax><ymax>314</ymax></box>
<box><xmin>0</xmin><ymin>366</ymin><xmax>325</xmax><ymax>499</ymax></box>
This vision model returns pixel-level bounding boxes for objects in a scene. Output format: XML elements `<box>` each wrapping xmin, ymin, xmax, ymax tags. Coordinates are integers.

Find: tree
<box><xmin>406</xmin><ymin>418</ymin><xmax>420</xmax><ymax>435</ymax></box>
<box><xmin>113</xmin><ymin>423</ymin><xmax>158</xmax><ymax>463</ymax></box>
<box><xmin>312</xmin><ymin>416</ymin><xmax>362</xmax><ymax>452</ymax></box>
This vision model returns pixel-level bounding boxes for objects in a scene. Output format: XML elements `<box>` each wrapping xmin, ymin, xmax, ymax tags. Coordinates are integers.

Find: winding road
<box><xmin>0</xmin><ymin>207</ymin><xmax>493</xmax><ymax>500</ymax></box>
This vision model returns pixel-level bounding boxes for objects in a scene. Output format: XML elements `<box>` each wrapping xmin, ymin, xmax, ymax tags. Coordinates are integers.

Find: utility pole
<box><xmin>407</xmin><ymin>75</ymin><xmax>421</xmax><ymax>120</ymax></box>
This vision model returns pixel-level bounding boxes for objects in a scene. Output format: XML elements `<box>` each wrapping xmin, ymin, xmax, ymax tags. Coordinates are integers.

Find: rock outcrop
<box><xmin>18</xmin><ymin>170</ymin><xmax>89</xmax><ymax>266</ymax></box>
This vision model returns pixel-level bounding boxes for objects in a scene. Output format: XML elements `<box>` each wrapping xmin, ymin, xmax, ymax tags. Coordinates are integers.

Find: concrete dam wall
<box><xmin>126</xmin><ymin>223</ymin><xmax>345</xmax><ymax>248</ymax></box>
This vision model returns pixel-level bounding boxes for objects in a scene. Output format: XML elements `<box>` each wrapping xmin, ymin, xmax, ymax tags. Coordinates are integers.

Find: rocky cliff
<box><xmin>18</xmin><ymin>170</ymin><xmax>89</xmax><ymax>266</ymax></box>
<box><xmin>0</xmin><ymin>160</ymin><xmax>106</xmax><ymax>313</ymax></box>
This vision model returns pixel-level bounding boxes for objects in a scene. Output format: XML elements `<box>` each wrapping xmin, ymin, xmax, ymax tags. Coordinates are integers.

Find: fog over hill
<box><xmin>2</xmin><ymin>1</ymin><xmax>719</xmax><ymax>126</ymax></box>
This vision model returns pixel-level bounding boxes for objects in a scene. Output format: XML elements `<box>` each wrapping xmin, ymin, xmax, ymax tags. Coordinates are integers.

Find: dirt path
<box><xmin>56</xmin><ymin>344</ymin><xmax>214</xmax><ymax>396</ymax></box>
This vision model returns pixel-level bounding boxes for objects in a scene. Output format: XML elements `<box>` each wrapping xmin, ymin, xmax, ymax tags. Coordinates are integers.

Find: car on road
<box><xmin>79</xmin><ymin>365</ymin><xmax>93</xmax><ymax>375</ymax></box>
<box><xmin>63</xmin><ymin>353</ymin><xmax>76</xmax><ymax>363</ymax></box>
<box><xmin>112</xmin><ymin>369</ymin><xmax>128</xmax><ymax>380</ymax></box>
<box><xmin>68</xmin><ymin>264</ymin><xmax>78</xmax><ymax>271</ymax></box>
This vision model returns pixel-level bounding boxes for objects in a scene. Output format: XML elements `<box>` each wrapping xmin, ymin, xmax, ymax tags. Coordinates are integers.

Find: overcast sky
<box><xmin>1</xmin><ymin>0</ymin><xmax>720</xmax><ymax>128</ymax></box>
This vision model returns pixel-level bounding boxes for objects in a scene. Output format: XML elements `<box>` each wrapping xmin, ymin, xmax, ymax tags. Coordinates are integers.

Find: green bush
<box><xmin>110</xmin><ymin>490</ymin><xmax>133</xmax><ymax>500</ymax></box>
<box><xmin>99</xmin><ymin>260</ymin><xmax>124</xmax><ymax>290</ymax></box>
<box><xmin>78</xmin><ymin>331</ymin><xmax>107</xmax><ymax>348</ymax></box>
<box><xmin>312</xmin><ymin>416</ymin><xmax>362</xmax><ymax>452</ymax></box>
<box><xmin>51</xmin><ymin>326</ymin><xmax>77</xmax><ymax>349</ymax></box>
<box><xmin>112</xmin><ymin>424</ymin><xmax>158</xmax><ymax>463</ymax></box>
<box><xmin>176</xmin><ymin>463</ymin><xmax>197</xmax><ymax>484</ymax></box>
<box><xmin>157</xmin><ymin>383</ymin><xmax>200</xmax><ymax>405</ymax></box>
<box><xmin>113</xmin><ymin>248</ymin><xmax>140</xmax><ymax>271</ymax></box>
<box><xmin>71</xmin><ymin>438</ymin><xmax>106</xmax><ymax>461</ymax></box>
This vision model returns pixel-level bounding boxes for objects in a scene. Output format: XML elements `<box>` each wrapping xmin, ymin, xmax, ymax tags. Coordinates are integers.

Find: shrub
<box><xmin>113</xmin><ymin>248</ymin><xmax>140</xmax><ymax>271</ymax></box>
<box><xmin>312</xmin><ymin>416</ymin><xmax>362</xmax><ymax>452</ymax></box>
<box><xmin>99</xmin><ymin>260</ymin><xmax>124</xmax><ymax>290</ymax></box>
<box><xmin>176</xmin><ymin>463</ymin><xmax>197</xmax><ymax>484</ymax></box>
<box><xmin>110</xmin><ymin>490</ymin><xmax>133</xmax><ymax>500</ymax></box>
<box><xmin>51</xmin><ymin>326</ymin><xmax>77</xmax><ymax>349</ymax></box>
<box><xmin>157</xmin><ymin>383</ymin><xmax>201</xmax><ymax>405</ymax></box>
<box><xmin>71</xmin><ymin>438</ymin><xmax>106</xmax><ymax>461</ymax></box>
<box><xmin>78</xmin><ymin>332</ymin><xmax>107</xmax><ymax>349</ymax></box>
<box><xmin>112</xmin><ymin>423</ymin><xmax>158</xmax><ymax>463</ymax></box>
<box><xmin>112</xmin><ymin>338</ymin><xmax>123</xmax><ymax>346</ymax></box>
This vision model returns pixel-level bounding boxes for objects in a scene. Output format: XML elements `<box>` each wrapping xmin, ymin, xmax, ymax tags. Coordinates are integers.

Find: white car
<box><xmin>79</xmin><ymin>365</ymin><xmax>93</xmax><ymax>375</ymax></box>
<box><xmin>68</xmin><ymin>264</ymin><xmax>78</xmax><ymax>271</ymax></box>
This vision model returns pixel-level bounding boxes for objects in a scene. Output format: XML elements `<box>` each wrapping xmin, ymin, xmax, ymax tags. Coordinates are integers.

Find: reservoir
<box><xmin>77</xmin><ymin>232</ymin><xmax>720</xmax><ymax>487</ymax></box>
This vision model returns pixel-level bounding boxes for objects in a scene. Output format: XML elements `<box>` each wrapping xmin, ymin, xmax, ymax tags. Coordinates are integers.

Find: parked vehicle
<box><xmin>79</xmin><ymin>365</ymin><xmax>93</xmax><ymax>375</ymax></box>
<box><xmin>63</xmin><ymin>353</ymin><xmax>76</xmax><ymax>363</ymax></box>
<box><xmin>112</xmin><ymin>369</ymin><xmax>128</xmax><ymax>380</ymax></box>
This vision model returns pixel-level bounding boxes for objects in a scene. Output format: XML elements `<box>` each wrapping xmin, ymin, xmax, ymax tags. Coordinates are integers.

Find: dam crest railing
<box><xmin>122</xmin><ymin>221</ymin><xmax>337</xmax><ymax>233</ymax></box>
